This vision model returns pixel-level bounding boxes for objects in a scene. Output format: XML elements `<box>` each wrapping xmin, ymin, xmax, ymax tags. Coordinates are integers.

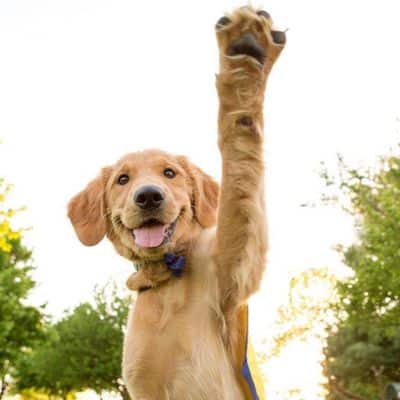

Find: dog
<box><xmin>68</xmin><ymin>6</ymin><xmax>285</xmax><ymax>399</ymax></box>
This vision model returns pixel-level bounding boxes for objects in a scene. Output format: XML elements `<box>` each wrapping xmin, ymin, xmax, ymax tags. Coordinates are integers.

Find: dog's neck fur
<box><xmin>126</xmin><ymin>241</ymin><xmax>194</xmax><ymax>292</ymax></box>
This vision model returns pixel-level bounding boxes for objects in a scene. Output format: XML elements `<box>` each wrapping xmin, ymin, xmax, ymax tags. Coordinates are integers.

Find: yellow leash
<box><xmin>236</xmin><ymin>304</ymin><xmax>266</xmax><ymax>400</ymax></box>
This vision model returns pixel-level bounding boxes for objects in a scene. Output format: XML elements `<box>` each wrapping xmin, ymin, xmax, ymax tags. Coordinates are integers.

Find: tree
<box><xmin>15</xmin><ymin>285</ymin><xmax>131</xmax><ymax>399</ymax></box>
<box><xmin>265</xmin><ymin>267</ymin><xmax>337</xmax><ymax>400</ymax></box>
<box><xmin>323</xmin><ymin>153</ymin><xmax>400</xmax><ymax>399</ymax></box>
<box><xmin>0</xmin><ymin>178</ymin><xmax>45</xmax><ymax>399</ymax></box>
<box><xmin>270</xmin><ymin>267</ymin><xmax>337</xmax><ymax>357</ymax></box>
<box><xmin>14</xmin><ymin>326</ymin><xmax>76</xmax><ymax>399</ymax></box>
<box><xmin>325</xmin><ymin>323</ymin><xmax>400</xmax><ymax>400</ymax></box>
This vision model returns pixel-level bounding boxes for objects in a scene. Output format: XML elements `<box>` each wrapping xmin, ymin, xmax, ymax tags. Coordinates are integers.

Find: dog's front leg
<box><xmin>214</xmin><ymin>7</ymin><xmax>286</xmax><ymax>310</ymax></box>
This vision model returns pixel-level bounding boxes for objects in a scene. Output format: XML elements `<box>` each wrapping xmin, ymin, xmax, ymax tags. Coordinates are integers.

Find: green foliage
<box><xmin>0</xmin><ymin>178</ymin><xmax>21</xmax><ymax>252</ymax></box>
<box><xmin>0</xmin><ymin>180</ymin><xmax>45</xmax><ymax>399</ymax></box>
<box><xmin>323</xmin><ymin>154</ymin><xmax>400</xmax><ymax>400</ymax></box>
<box><xmin>17</xmin><ymin>389</ymin><xmax>76</xmax><ymax>400</ymax></box>
<box><xmin>14</xmin><ymin>285</ymin><xmax>131</xmax><ymax>399</ymax></box>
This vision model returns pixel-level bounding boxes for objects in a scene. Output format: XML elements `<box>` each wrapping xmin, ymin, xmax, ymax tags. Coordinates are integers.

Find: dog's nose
<box><xmin>134</xmin><ymin>185</ymin><xmax>165</xmax><ymax>210</ymax></box>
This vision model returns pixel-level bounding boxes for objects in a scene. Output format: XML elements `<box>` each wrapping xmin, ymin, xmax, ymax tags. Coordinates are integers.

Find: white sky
<box><xmin>1</xmin><ymin>0</ymin><xmax>400</xmax><ymax>398</ymax></box>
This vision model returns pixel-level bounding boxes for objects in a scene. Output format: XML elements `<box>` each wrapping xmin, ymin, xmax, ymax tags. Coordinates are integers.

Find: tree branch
<box><xmin>0</xmin><ymin>378</ymin><xmax>8</xmax><ymax>400</ymax></box>
<box><xmin>330</xmin><ymin>380</ymin><xmax>368</xmax><ymax>400</ymax></box>
<box><xmin>371</xmin><ymin>365</ymin><xmax>385</xmax><ymax>400</ymax></box>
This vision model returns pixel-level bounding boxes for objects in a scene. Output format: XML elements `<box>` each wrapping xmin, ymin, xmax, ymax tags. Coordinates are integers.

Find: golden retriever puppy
<box><xmin>68</xmin><ymin>6</ymin><xmax>285</xmax><ymax>400</ymax></box>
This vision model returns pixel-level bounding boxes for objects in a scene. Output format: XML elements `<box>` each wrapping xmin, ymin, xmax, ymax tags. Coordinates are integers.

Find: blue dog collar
<box><xmin>164</xmin><ymin>252</ymin><xmax>186</xmax><ymax>277</ymax></box>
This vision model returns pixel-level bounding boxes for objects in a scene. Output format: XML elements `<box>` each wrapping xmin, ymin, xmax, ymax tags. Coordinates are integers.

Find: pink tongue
<box><xmin>133</xmin><ymin>225</ymin><xmax>167</xmax><ymax>248</ymax></box>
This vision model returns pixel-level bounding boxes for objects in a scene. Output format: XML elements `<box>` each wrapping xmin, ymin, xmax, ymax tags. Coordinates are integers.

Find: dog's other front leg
<box><xmin>215</xmin><ymin>7</ymin><xmax>285</xmax><ymax>311</ymax></box>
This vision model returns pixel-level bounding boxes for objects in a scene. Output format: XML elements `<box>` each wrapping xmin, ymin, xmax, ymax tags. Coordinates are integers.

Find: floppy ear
<box><xmin>178</xmin><ymin>157</ymin><xmax>219</xmax><ymax>228</ymax></box>
<box><xmin>67</xmin><ymin>168</ymin><xmax>111</xmax><ymax>246</ymax></box>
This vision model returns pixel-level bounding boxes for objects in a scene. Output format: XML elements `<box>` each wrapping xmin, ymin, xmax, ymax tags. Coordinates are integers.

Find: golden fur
<box><xmin>68</xmin><ymin>6</ymin><xmax>284</xmax><ymax>399</ymax></box>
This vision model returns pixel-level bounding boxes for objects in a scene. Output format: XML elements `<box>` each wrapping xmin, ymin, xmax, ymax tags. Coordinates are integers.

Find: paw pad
<box><xmin>215</xmin><ymin>16</ymin><xmax>231</xmax><ymax>30</ymax></box>
<box><xmin>256</xmin><ymin>10</ymin><xmax>271</xmax><ymax>20</ymax></box>
<box><xmin>227</xmin><ymin>33</ymin><xmax>266</xmax><ymax>64</ymax></box>
<box><xmin>237</xmin><ymin>116</ymin><xmax>253</xmax><ymax>127</ymax></box>
<box><xmin>216</xmin><ymin>7</ymin><xmax>285</xmax><ymax>70</ymax></box>
<box><xmin>271</xmin><ymin>30</ymin><xmax>286</xmax><ymax>45</ymax></box>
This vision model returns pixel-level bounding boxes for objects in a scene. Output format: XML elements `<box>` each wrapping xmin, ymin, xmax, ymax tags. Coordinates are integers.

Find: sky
<box><xmin>0</xmin><ymin>0</ymin><xmax>400</xmax><ymax>398</ymax></box>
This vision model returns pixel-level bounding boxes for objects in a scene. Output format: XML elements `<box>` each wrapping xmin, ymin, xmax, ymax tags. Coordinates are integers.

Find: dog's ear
<box><xmin>67</xmin><ymin>167</ymin><xmax>111</xmax><ymax>246</ymax></box>
<box><xmin>178</xmin><ymin>157</ymin><xmax>219</xmax><ymax>228</ymax></box>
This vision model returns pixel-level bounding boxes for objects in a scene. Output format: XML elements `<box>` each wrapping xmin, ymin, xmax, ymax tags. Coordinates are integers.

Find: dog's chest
<box><xmin>123</xmin><ymin>277</ymin><xmax>243</xmax><ymax>399</ymax></box>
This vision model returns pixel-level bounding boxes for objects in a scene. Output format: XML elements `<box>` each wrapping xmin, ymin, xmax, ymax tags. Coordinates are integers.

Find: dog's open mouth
<box><xmin>132</xmin><ymin>218</ymin><xmax>177</xmax><ymax>249</ymax></box>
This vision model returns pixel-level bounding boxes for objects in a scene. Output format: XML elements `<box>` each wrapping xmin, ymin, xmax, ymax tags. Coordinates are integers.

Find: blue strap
<box><xmin>241</xmin><ymin>309</ymin><xmax>260</xmax><ymax>400</ymax></box>
<box><xmin>241</xmin><ymin>356</ymin><xmax>260</xmax><ymax>400</ymax></box>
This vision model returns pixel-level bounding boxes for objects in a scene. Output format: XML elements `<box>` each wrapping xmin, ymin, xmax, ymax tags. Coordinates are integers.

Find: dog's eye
<box><xmin>117</xmin><ymin>174</ymin><xmax>130</xmax><ymax>185</ymax></box>
<box><xmin>163</xmin><ymin>168</ymin><xmax>176</xmax><ymax>179</ymax></box>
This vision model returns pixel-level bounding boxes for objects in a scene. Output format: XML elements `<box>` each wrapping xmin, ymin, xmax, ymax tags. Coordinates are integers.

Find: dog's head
<box><xmin>68</xmin><ymin>150</ymin><xmax>219</xmax><ymax>262</ymax></box>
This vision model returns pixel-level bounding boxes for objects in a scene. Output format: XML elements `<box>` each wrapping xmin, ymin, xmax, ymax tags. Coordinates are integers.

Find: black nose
<box><xmin>134</xmin><ymin>185</ymin><xmax>165</xmax><ymax>210</ymax></box>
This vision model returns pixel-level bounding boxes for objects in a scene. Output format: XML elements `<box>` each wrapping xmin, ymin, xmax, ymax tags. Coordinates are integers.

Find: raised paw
<box><xmin>215</xmin><ymin>6</ymin><xmax>286</xmax><ymax>72</ymax></box>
